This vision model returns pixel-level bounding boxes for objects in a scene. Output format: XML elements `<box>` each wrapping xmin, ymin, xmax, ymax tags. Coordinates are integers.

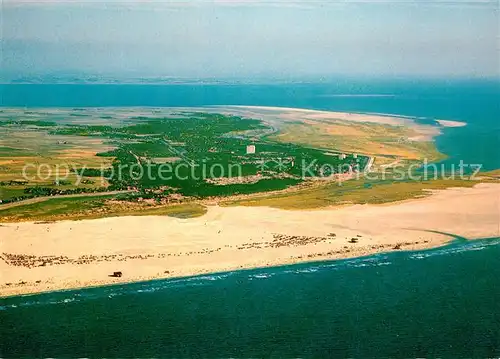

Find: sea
<box><xmin>1</xmin><ymin>79</ymin><xmax>499</xmax><ymax>357</ymax></box>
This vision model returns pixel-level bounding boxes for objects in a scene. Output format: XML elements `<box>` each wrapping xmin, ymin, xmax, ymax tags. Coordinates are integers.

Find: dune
<box><xmin>1</xmin><ymin>183</ymin><xmax>498</xmax><ymax>297</ymax></box>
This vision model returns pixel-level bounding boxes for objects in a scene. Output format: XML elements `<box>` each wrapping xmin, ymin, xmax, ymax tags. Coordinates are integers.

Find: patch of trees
<box><xmin>23</xmin><ymin>186</ymin><xmax>109</xmax><ymax>197</ymax></box>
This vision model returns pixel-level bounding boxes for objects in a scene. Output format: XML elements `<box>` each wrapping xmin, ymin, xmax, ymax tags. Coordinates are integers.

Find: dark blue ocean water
<box><xmin>1</xmin><ymin>80</ymin><xmax>499</xmax><ymax>357</ymax></box>
<box><xmin>1</xmin><ymin>238</ymin><xmax>500</xmax><ymax>358</ymax></box>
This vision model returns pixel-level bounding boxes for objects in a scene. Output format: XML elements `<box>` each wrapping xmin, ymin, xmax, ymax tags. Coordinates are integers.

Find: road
<box><xmin>0</xmin><ymin>190</ymin><xmax>135</xmax><ymax>211</ymax></box>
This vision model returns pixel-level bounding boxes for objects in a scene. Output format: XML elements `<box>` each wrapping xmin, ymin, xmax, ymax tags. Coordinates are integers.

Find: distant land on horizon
<box><xmin>2</xmin><ymin>72</ymin><xmax>499</xmax><ymax>85</ymax></box>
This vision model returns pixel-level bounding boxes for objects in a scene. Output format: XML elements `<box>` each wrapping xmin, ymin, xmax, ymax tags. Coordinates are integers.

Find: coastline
<box><xmin>1</xmin><ymin>183</ymin><xmax>498</xmax><ymax>298</ymax></box>
<box><xmin>0</xmin><ymin>237</ymin><xmax>449</xmax><ymax>299</ymax></box>
<box><xmin>2</xmin><ymin>238</ymin><xmax>495</xmax><ymax>300</ymax></box>
<box><xmin>223</xmin><ymin>105</ymin><xmax>413</xmax><ymax>126</ymax></box>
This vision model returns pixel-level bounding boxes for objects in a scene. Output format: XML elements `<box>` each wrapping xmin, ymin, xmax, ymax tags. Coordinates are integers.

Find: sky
<box><xmin>1</xmin><ymin>0</ymin><xmax>499</xmax><ymax>79</ymax></box>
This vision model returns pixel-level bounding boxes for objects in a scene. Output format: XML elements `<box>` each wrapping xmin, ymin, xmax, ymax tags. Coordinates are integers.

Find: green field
<box><xmin>0</xmin><ymin>107</ymin><xmax>465</xmax><ymax>221</ymax></box>
<box><xmin>0</xmin><ymin>108</ymin><xmax>365</xmax><ymax>204</ymax></box>
<box><xmin>222</xmin><ymin>176</ymin><xmax>489</xmax><ymax>209</ymax></box>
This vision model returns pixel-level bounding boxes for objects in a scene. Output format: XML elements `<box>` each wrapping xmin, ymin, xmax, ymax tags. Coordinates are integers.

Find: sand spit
<box><xmin>436</xmin><ymin>119</ymin><xmax>467</xmax><ymax>128</ymax></box>
<box><xmin>217</xmin><ymin>105</ymin><xmax>441</xmax><ymax>142</ymax></box>
<box><xmin>221</xmin><ymin>105</ymin><xmax>410</xmax><ymax>126</ymax></box>
<box><xmin>1</xmin><ymin>184</ymin><xmax>499</xmax><ymax>297</ymax></box>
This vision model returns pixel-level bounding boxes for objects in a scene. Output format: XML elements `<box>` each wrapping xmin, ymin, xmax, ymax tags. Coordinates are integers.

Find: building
<box><xmin>246</xmin><ymin>145</ymin><xmax>256</xmax><ymax>154</ymax></box>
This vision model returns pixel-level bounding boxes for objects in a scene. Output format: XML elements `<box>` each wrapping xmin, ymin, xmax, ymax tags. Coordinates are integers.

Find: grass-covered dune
<box><xmin>0</xmin><ymin>195</ymin><xmax>207</xmax><ymax>223</ymax></box>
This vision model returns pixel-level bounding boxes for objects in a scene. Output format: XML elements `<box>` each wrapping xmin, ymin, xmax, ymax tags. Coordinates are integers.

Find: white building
<box><xmin>246</xmin><ymin>145</ymin><xmax>256</xmax><ymax>154</ymax></box>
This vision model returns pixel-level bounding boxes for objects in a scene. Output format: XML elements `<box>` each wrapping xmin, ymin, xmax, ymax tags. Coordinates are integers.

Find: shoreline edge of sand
<box><xmin>1</xmin><ymin>183</ymin><xmax>499</xmax><ymax>298</ymax></box>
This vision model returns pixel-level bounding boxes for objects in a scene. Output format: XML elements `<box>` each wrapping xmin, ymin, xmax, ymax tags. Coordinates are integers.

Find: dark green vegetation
<box><xmin>51</xmin><ymin>112</ymin><xmax>365</xmax><ymax>197</ymax></box>
<box><xmin>0</xmin><ymin>119</ymin><xmax>57</xmax><ymax>127</ymax></box>
<box><xmin>0</xmin><ymin>186</ymin><xmax>109</xmax><ymax>205</ymax></box>
<box><xmin>0</xmin><ymin>147</ymin><xmax>35</xmax><ymax>157</ymax></box>
<box><xmin>0</xmin><ymin>109</ymin><xmax>367</xmax><ymax>219</ymax></box>
<box><xmin>2</xmin><ymin>107</ymin><xmax>495</xmax><ymax>221</ymax></box>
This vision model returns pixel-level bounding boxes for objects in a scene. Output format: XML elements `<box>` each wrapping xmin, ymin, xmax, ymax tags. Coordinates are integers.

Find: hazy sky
<box><xmin>2</xmin><ymin>0</ymin><xmax>499</xmax><ymax>79</ymax></box>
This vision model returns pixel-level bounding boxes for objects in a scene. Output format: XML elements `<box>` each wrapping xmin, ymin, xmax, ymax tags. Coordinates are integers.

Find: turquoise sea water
<box><xmin>1</xmin><ymin>80</ymin><xmax>499</xmax><ymax>357</ymax></box>
<box><xmin>2</xmin><ymin>79</ymin><xmax>499</xmax><ymax>170</ymax></box>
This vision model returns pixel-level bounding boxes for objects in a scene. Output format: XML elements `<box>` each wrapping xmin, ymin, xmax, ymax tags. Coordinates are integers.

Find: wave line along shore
<box><xmin>1</xmin><ymin>183</ymin><xmax>498</xmax><ymax>297</ymax></box>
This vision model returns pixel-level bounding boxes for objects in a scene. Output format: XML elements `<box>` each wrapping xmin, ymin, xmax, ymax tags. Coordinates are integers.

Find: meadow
<box><xmin>0</xmin><ymin>106</ymin><xmax>469</xmax><ymax>221</ymax></box>
<box><xmin>222</xmin><ymin>175</ymin><xmax>494</xmax><ymax>209</ymax></box>
<box><xmin>0</xmin><ymin>108</ymin><xmax>364</xmax><ymax>200</ymax></box>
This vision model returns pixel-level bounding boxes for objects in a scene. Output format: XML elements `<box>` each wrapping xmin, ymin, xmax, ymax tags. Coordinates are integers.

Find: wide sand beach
<box><xmin>1</xmin><ymin>183</ymin><xmax>498</xmax><ymax>297</ymax></box>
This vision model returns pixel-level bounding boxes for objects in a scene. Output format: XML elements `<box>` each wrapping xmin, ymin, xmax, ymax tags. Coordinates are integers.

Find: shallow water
<box><xmin>2</xmin><ymin>79</ymin><xmax>499</xmax><ymax>170</ymax></box>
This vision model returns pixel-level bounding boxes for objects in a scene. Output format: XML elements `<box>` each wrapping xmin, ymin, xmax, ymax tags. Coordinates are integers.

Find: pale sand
<box><xmin>223</xmin><ymin>105</ymin><xmax>410</xmax><ymax>126</ymax></box>
<box><xmin>436</xmin><ymin>119</ymin><xmax>467</xmax><ymax>128</ymax></box>
<box><xmin>1</xmin><ymin>183</ymin><xmax>499</xmax><ymax>297</ymax></box>
<box><xmin>219</xmin><ymin>105</ymin><xmax>441</xmax><ymax>142</ymax></box>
